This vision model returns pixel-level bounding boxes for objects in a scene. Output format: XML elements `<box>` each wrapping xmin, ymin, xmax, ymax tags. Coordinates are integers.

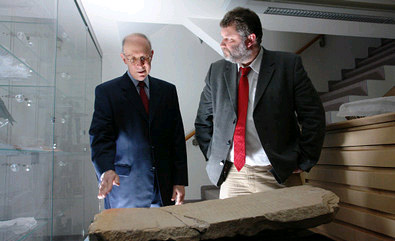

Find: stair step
<box><xmin>320</xmin><ymin>80</ymin><xmax>395</xmax><ymax>103</ymax></box>
<box><xmin>369</xmin><ymin>40</ymin><xmax>395</xmax><ymax>57</ymax></box>
<box><xmin>331</xmin><ymin>66</ymin><xmax>386</xmax><ymax>91</ymax></box>
<box><xmin>328</xmin><ymin>80</ymin><xmax>341</xmax><ymax>91</ymax></box>
<box><xmin>323</xmin><ymin>78</ymin><xmax>395</xmax><ymax>112</ymax></box>
<box><xmin>321</xmin><ymin>81</ymin><xmax>368</xmax><ymax>103</ymax></box>
<box><xmin>356</xmin><ymin>44</ymin><xmax>395</xmax><ymax>68</ymax></box>
<box><xmin>381</xmin><ymin>38</ymin><xmax>394</xmax><ymax>46</ymax></box>
<box><xmin>323</xmin><ymin>95</ymin><xmax>370</xmax><ymax>112</ymax></box>
<box><xmin>342</xmin><ymin>52</ymin><xmax>395</xmax><ymax>80</ymax></box>
<box><xmin>325</xmin><ymin>111</ymin><xmax>346</xmax><ymax>125</ymax></box>
<box><xmin>341</xmin><ymin>69</ymin><xmax>353</xmax><ymax>79</ymax></box>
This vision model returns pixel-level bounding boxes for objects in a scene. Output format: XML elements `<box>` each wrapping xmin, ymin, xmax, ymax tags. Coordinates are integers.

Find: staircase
<box><xmin>322</xmin><ymin>39</ymin><xmax>395</xmax><ymax>124</ymax></box>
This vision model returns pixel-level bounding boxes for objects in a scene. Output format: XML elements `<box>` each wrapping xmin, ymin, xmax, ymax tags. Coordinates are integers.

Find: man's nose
<box><xmin>220</xmin><ymin>39</ymin><xmax>226</xmax><ymax>47</ymax></box>
<box><xmin>135</xmin><ymin>59</ymin><xmax>144</xmax><ymax>66</ymax></box>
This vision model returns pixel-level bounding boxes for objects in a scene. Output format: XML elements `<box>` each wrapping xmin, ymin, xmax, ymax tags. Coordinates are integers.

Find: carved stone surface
<box><xmin>89</xmin><ymin>185</ymin><xmax>339</xmax><ymax>241</ymax></box>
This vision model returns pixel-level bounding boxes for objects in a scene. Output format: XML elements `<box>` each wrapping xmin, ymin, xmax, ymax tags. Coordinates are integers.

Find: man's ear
<box><xmin>246</xmin><ymin>33</ymin><xmax>257</xmax><ymax>48</ymax></box>
<box><xmin>120</xmin><ymin>53</ymin><xmax>127</xmax><ymax>64</ymax></box>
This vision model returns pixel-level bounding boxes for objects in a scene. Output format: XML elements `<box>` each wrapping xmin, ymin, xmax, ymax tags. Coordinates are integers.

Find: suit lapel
<box><xmin>254</xmin><ymin>49</ymin><xmax>275</xmax><ymax>109</ymax></box>
<box><xmin>148</xmin><ymin>76</ymin><xmax>162</xmax><ymax>124</ymax></box>
<box><xmin>119</xmin><ymin>72</ymin><xmax>148</xmax><ymax>121</ymax></box>
<box><xmin>223</xmin><ymin>62</ymin><xmax>238</xmax><ymax>113</ymax></box>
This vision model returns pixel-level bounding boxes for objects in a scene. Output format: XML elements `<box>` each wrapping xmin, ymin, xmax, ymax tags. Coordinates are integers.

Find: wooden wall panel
<box><xmin>307</xmin><ymin>166</ymin><xmax>395</xmax><ymax>191</ymax></box>
<box><xmin>313</xmin><ymin>221</ymin><xmax>394</xmax><ymax>241</ymax></box>
<box><xmin>335</xmin><ymin>204</ymin><xmax>395</xmax><ymax>238</ymax></box>
<box><xmin>308</xmin><ymin>181</ymin><xmax>395</xmax><ymax>214</ymax></box>
<box><xmin>319</xmin><ymin>146</ymin><xmax>395</xmax><ymax>167</ymax></box>
<box><xmin>306</xmin><ymin>113</ymin><xmax>395</xmax><ymax>241</ymax></box>
<box><xmin>323</xmin><ymin>123</ymin><xmax>395</xmax><ymax>147</ymax></box>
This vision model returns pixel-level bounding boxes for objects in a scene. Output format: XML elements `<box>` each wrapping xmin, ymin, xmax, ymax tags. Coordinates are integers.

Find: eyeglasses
<box><xmin>123</xmin><ymin>54</ymin><xmax>152</xmax><ymax>65</ymax></box>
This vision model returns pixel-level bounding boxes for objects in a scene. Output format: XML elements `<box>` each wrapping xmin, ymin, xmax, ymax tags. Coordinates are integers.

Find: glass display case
<box><xmin>0</xmin><ymin>0</ymin><xmax>102</xmax><ymax>240</ymax></box>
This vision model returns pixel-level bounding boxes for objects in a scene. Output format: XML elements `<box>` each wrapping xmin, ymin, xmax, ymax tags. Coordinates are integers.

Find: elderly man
<box><xmin>89</xmin><ymin>33</ymin><xmax>188</xmax><ymax>208</ymax></box>
<box><xmin>195</xmin><ymin>7</ymin><xmax>325</xmax><ymax>199</ymax></box>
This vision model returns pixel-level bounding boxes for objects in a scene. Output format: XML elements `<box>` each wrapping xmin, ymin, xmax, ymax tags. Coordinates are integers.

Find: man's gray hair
<box><xmin>220</xmin><ymin>7</ymin><xmax>263</xmax><ymax>46</ymax></box>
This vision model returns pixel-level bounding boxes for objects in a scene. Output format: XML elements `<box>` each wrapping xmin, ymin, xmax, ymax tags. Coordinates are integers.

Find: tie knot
<box><xmin>240</xmin><ymin>67</ymin><xmax>251</xmax><ymax>77</ymax></box>
<box><xmin>138</xmin><ymin>81</ymin><xmax>145</xmax><ymax>88</ymax></box>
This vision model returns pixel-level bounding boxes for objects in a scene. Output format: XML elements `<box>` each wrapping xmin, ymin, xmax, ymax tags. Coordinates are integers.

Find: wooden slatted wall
<box><xmin>306</xmin><ymin>112</ymin><xmax>395</xmax><ymax>241</ymax></box>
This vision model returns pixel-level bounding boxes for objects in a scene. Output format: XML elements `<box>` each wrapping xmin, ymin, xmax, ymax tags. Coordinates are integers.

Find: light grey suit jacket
<box><xmin>195</xmin><ymin>48</ymin><xmax>326</xmax><ymax>186</ymax></box>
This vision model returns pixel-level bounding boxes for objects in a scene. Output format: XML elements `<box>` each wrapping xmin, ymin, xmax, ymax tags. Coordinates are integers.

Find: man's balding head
<box><xmin>122</xmin><ymin>33</ymin><xmax>152</xmax><ymax>53</ymax></box>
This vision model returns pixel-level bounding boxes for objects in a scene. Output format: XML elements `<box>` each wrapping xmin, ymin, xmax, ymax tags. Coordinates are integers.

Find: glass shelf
<box><xmin>0</xmin><ymin>147</ymin><xmax>53</xmax><ymax>156</ymax></box>
<box><xmin>0</xmin><ymin>44</ymin><xmax>53</xmax><ymax>87</ymax></box>
<box><xmin>0</xmin><ymin>21</ymin><xmax>54</xmax><ymax>64</ymax></box>
<box><xmin>0</xmin><ymin>148</ymin><xmax>90</xmax><ymax>157</ymax></box>
<box><xmin>0</xmin><ymin>18</ymin><xmax>54</xmax><ymax>25</ymax></box>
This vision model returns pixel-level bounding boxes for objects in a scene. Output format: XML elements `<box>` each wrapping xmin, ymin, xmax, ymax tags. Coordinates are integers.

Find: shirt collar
<box><xmin>127</xmin><ymin>71</ymin><xmax>149</xmax><ymax>89</ymax></box>
<box><xmin>238</xmin><ymin>47</ymin><xmax>264</xmax><ymax>74</ymax></box>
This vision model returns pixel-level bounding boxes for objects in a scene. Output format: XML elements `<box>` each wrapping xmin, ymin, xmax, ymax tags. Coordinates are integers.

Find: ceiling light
<box><xmin>264</xmin><ymin>7</ymin><xmax>395</xmax><ymax>24</ymax></box>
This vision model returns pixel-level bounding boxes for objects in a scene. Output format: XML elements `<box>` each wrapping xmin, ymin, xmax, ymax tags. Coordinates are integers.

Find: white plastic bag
<box><xmin>337</xmin><ymin>96</ymin><xmax>395</xmax><ymax>117</ymax></box>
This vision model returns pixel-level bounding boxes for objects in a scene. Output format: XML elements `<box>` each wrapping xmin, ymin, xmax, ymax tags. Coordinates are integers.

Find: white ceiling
<box><xmin>79</xmin><ymin>0</ymin><xmax>395</xmax><ymax>56</ymax></box>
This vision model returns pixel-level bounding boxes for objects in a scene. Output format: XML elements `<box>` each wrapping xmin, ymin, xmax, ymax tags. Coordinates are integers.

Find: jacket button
<box><xmin>220</xmin><ymin>160</ymin><xmax>225</xmax><ymax>166</ymax></box>
<box><xmin>227</xmin><ymin>140</ymin><xmax>231</xmax><ymax>145</ymax></box>
<box><xmin>233</xmin><ymin>119</ymin><xmax>236</xmax><ymax>124</ymax></box>
<box><xmin>151</xmin><ymin>167</ymin><xmax>156</xmax><ymax>172</ymax></box>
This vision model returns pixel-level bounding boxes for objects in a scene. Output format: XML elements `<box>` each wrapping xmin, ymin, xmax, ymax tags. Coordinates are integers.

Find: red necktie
<box><xmin>138</xmin><ymin>81</ymin><xmax>149</xmax><ymax>113</ymax></box>
<box><xmin>233</xmin><ymin>67</ymin><xmax>251</xmax><ymax>171</ymax></box>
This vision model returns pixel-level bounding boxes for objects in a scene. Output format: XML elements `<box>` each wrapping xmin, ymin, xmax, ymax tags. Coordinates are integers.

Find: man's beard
<box><xmin>222</xmin><ymin>41</ymin><xmax>252</xmax><ymax>64</ymax></box>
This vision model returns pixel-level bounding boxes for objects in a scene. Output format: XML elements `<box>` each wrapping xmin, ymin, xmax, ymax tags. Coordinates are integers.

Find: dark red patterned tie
<box><xmin>138</xmin><ymin>81</ymin><xmax>149</xmax><ymax>113</ymax></box>
<box><xmin>233</xmin><ymin>67</ymin><xmax>251</xmax><ymax>171</ymax></box>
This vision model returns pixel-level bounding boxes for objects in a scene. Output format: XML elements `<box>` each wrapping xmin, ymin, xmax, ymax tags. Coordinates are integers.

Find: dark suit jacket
<box><xmin>89</xmin><ymin>72</ymin><xmax>188</xmax><ymax>208</ymax></box>
<box><xmin>195</xmin><ymin>48</ymin><xmax>325</xmax><ymax>186</ymax></box>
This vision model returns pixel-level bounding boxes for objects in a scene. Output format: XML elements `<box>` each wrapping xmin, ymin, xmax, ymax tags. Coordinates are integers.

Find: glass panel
<box><xmin>0</xmin><ymin>0</ymin><xmax>57</xmax><ymax>240</ymax></box>
<box><xmin>53</xmin><ymin>0</ymin><xmax>94</xmax><ymax>240</ymax></box>
<box><xmin>0</xmin><ymin>0</ymin><xmax>102</xmax><ymax>240</ymax></box>
<box><xmin>83</xmin><ymin>30</ymin><xmax>101</xmax><ymax>235</ymax></box>
<box><xmin>0</xmin><ymin>86</ymin><xmax>54</xmax><ymax>150</ymax></box>
<box><xmin>0</xmin><ymin>152</ymin><xmax>52</xmax><ymax>241</ymax></box>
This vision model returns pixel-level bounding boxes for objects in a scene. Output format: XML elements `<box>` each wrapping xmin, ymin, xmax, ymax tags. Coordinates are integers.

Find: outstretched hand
<box><xmin>98</xmin><ymin>170</ymin><xmax>120</xmax><ymax>199</ymax></box>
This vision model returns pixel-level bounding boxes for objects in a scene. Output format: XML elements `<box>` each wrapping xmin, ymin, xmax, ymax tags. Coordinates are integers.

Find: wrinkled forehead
<box><xmin>123</xmin><ymin>37</ymin><xmax>151</xmax><ymax>55</ymax></box>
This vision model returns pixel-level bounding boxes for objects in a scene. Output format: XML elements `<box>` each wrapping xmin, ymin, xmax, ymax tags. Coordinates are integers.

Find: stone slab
<box><xmin>89</xmin><ymin>185</ymin><xmax>339</xmax><ymax>241</ymax></box>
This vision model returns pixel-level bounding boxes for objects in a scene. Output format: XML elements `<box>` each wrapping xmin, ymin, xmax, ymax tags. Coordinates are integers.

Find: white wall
<box><xmin>101</xmin><ymin>24</ymin><xmax>221</xmax><ymax>200</ymax></box>
<box><xmin>102</xmin><ymin>53</ymin><xmax>125</xmax><ymax>81</ymax></box>
<box><xmin>263</xmin><ymin>30</ymin><xmax>316</xmax><ymax>53</ymax></box>
<box><xmin>150</xmin><ymin>25</ymin><xmax>221</xmax><ymax>199</ymax></box>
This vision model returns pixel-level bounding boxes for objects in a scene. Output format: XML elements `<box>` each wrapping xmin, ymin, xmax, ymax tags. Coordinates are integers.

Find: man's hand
<box><xmin>98</xmin><ymin>170</ymin><xmax>120</xmax><ymax>199</ymax></box>
<box><xmin>171</xmin><ymin>185</ymin><xmax>185</xmax><ymax>205</ymax></box>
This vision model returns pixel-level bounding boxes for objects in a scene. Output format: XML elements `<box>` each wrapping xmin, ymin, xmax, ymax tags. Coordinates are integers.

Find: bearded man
<box><xmin>194</xmin><ymin>7</ymin><xmax>325</xmax><ymax>198</ymax></box>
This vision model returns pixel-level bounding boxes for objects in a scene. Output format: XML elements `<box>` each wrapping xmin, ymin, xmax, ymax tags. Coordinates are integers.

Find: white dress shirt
<box><xmin>127</xmin><ymin>71</ymin><xmax>150</xmax><ymax>99</ymax></box>
<box><xmin>229</xmin><ymin>47</ymin><xmax>271</xmax><ymax>166</ymax></box>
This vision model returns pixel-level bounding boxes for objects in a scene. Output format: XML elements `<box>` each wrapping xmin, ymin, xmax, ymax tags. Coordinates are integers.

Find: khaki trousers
<box><xmin>219</xmin><ymin>163</ymin><xmax>302</xmax><ymax>199</ymax></box>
